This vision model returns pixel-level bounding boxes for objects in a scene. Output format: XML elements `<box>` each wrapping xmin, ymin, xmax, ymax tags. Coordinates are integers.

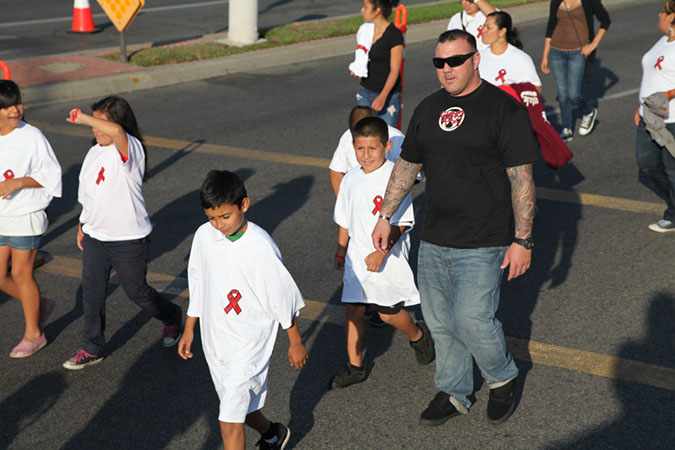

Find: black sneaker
<box><xmin>330</xmin><ymin>362</ymin><xmax>367</xmax><ymax>389</ymax></box>
<box><xmin>162</xmin><ymin>305</ymin><xmax>183</xmax><ymax>347</ymax></box>
<box><xmin>63</xmin><ymin>349</ymin><xmax>103</xmax><ymax>370</ymax></box>
<box><xmin>255</xmin><ymin>423</ymin><xmax>291</xmax><ymax>449</ymax></box>
<box><xmin>487</xmin><ymin>378</ymin><xmax>516</xmax><ymax>424</ymax></box>
<box><xmin>410</xmin><ymin>321</ymin><xmax>435</xmax><ymax>365</ymax></box>
<box><xmin>420</xmin><ymin>391</ymin><xmax>461</xmax><ymax>426</ymax></box>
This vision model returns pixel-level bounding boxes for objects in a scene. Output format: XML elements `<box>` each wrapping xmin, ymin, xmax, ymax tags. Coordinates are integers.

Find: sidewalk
<box><xmin>3</xmin><ymin>0</ymin><xmax>632</xmax><ymax>106</ymax></box>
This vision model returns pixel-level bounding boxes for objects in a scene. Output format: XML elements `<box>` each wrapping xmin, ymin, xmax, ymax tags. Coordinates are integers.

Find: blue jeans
<box><xmin>0</xmin><ymin>234</ymin><xmax>41</xmax><ymax>250</ymax></box>
<box><xmin>417</xmin><ymin>241</ymin><xmax>518</xmax><ymax>412</ymax></box>
<box><xmin>548</xmin><ymin>48</ymin><xmax>590</xmax><ymax>130</ymax></box>
<box><xmin>356</xmin><ymin>86</ymin><xmax>401</xmax><ymax>128</ymax></box>
<box><xmin>636</xmin><ymin>120</ymin><xmax>675</xmax><ymax>221</ymax></box>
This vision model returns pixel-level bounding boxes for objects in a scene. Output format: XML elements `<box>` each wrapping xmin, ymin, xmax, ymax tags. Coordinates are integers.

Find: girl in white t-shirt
<box><xmin>62</xmin><ymin>96</ymin><xmax>182</xmax><ymax>370</ymax></box>
<box><xmin>479</xmin><ymin>11</ymin><xmax>542</xmax><ymax>94</ymax></box>
<box><xmin>0</xmin><ymin>80</ymin><xmax>62</xmax><ymax>358</ymax></box>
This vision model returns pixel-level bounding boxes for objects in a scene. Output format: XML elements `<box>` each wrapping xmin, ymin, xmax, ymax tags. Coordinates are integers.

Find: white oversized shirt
<box><xmin>447</xmin><ymin>11</ymin><xmax>491</xmax><ymax>51</ymax></box>
<box><xmin>78</xmin><ymin>134</ymin><xmax>152</xmax><ymax>241</ymax></box>
<box><xmin>187</xmin><ymin>221</ymin><xmax>304</xmax><ymax>422</ymax></box>
<box><xmin>640</xmin><ymin>36</ymin><xmax>675</xmax><ymax>123</ymax></box>
<box><xmin>0</xmin><ymin>122</ymin><xmax>62</xmax><ymax>223</ymax></box>
<box><xmin>334</xmin><ymin>160</ymin><xmax>419</xmax><ymax>307</ymax></box>
<box><xmin>328</xmin><ymin>126</ymin><xmax>405</xmax><ymax>174</ymax></box>
<box><xmin>479</xmin><ymin>44</ymin><xmax>542</xmax><ymax>88</ymax></box>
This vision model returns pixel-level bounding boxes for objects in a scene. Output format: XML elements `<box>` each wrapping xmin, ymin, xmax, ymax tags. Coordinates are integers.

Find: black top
<box><xmin>361</xmin><ymin>23</ymin><xmax>404</xmax><ymax>93</ymax></box>
<box><xmin>400</xmin><ymin>82</ymin><xmax>539</xmax><ymax>248</ymax></box>
<box><xmin>545</xmin><ymin>0</ymin><xmax>611</xmax><ymax>62</ymax></box>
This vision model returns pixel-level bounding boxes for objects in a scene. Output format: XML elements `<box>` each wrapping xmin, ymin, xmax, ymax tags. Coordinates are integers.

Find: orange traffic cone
<box><xmin>68</xmin><ymin>0</ymin><xmax>101</xmax><ymax>34</ymax></box>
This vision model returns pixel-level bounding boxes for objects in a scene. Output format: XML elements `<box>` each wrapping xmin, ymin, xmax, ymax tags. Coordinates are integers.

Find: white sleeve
<box><xmin>521</xmin><ymin>53</ymin><xmax>542</xmax><ymax>86</ymax></box>
<box><xmin>257</xmin><ymin>248</ymin><xmax>305</xmax><ymax>329</ymax></box>
<box><xmin>390</xmin><ymin>192</ymin><xmax>414</xmax><ymax>228</ymax></box>
<box><xmin>328</xmin><ymin>130</ymin><xmax>354</xmax><ymax>173</ymax></box>
<box><xmin>333</xmin><ymin>175</ymin><xmax>351</xmax><ymax>229</ymax></box>
<box><xmin>447</xmin><ymin>13</ymin><xmax>461</xmax><ymax>31</ymax></box>
<box><xmin>120</xmin><ymin>134</ymin><xmax>145</xmax><ymax>175</ymax></box>
<box><xmin>29</xmin><ymin>130</ymin><xmax>62</xmax><ymax>198</ymax></box>
<box><xmin>186</xmin><ymin>233</ymin><xmax>203</xmax><ymax>318</ymax></box>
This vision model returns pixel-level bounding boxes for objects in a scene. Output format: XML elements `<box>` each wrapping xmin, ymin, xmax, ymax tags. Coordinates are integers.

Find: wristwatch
<box><xmin>378</xmin><ymin>214</ymin><xmax>391</xmax><ymax>221</ymax></box>
<box><xmin>513</xmin><ymin>237</ymin><xmax>534</xmax><ymax>249</ymax></box>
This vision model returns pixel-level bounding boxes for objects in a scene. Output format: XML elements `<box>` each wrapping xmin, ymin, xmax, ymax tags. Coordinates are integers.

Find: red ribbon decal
<box><xmin>357</xmin><ymin>44</ymin><xmax>369</xmax><ymax>54</ymax></box>
<box><xmin>225</xmin><ymin>289</ymin><xmax>242</xmax><ymax>315</ymax></box>
<box><xmin>476</xmin><ymin>25</ymin><xmax>484</xmax><ymax>38</ymax></box>
<box><xmin>655</xmin><ymin>56</ymin><xmax>664</xmax><ymax>70</ymax></box>
<box><xmin>3</xmin><ymin>169</ymin><xmax>14</xmax><ymax>180</ymax></box>
<box><xmin>372</xmin><ymin>195</ymin><xmax>383</xmax><ymax>215</ymax></box>
<box><xmin>495</xmin><ymin>69</ymin><xmax>507</xmax><ymax>83</ymax></box>
<box><xmin>96</xmin><ymin>167</ymin><xmax>105</xmax><ymax>185</ymax></box>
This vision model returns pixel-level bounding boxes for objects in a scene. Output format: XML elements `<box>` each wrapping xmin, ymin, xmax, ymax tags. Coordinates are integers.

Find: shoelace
<box><xmin>73</xmin><ymin>349</ymin><xmax>94</xmax><ymax>361</ymax></box>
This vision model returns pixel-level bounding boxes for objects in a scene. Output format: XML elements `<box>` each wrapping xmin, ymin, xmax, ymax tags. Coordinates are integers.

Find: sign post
<box><xmin>97</xmin><ymin>0</ymin><xmax>145</xmax><ymax>62</ymax></box>
<box><xmin>394</xmin><ymin>4</ymin><xmax>408</xmax><ymax>131</ymax></box>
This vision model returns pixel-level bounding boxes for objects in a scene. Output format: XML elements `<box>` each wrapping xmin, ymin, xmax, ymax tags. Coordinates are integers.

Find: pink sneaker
<box><xmin>9</xmin><ymin>333</ymin><xmax>47</xmax><ymax>358</ymax></box>
<box><xmin>40</xmin><ymin>298</ymin><xmax>56</xmax><ymax>326</ymax></box>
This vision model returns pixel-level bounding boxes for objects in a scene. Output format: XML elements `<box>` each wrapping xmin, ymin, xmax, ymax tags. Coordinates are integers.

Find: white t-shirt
<box><xmin>187</xmin><ymin>221</ymin><xmax>304</xmax><ymax>423</ymax></box>
<box><xmin>334</xmin><ymin>160</ymin><xmax>420</xmax><ymax>307</ymax></box>
<box><xmin>639</xmin><ymin>36</ymin><xmax>675</xmax><ymax>124</ymax></box>
<box><xmin>0</xmin><ymin>121</ymin><xmax>62</xmax><ymax>235</ymax></box>
<box><xmin>78</xmin><ymin>134</ymin><xmax>152</xmax><ymax>241</ymax></box>
<box><xmin>447</xmin><ymin>10</ymin><xmax>491</xmax><ymax>51</ymax></box>
<box><xmin>479</xmin><ymin>44</ymin><xmax>542</xmax><ymax>88</ymax></box>
<box><xmin>328</xmin><ymin>126</ymin><xmax>405</xmax><ymax>174</ymax></box>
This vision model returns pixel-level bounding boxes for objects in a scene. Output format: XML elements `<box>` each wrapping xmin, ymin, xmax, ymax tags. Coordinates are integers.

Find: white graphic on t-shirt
<box><xmin>521</xmin><ymin>91</ymin><xmax>539</xmax><ymax>107</ymax></box>
<box><xmin>439</xmin><ymin>107</ymin><xmax>465</xmax><ymax>132</ymax></box>
<box><xmin>387</xmin><ymin>104</ymin><xmax>398</xmax><ymax>116</ymax></box>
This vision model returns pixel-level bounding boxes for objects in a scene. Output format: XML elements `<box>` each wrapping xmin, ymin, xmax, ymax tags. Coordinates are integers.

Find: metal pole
<box><xmin>228</xmin><ymin>0</ymin><xmax>258</xmax><ymax>46</ymax></box>
<box><xmin>120</xmin><ymin>30</ymin><xmax>128</xmax><ymax>63</ymax></box>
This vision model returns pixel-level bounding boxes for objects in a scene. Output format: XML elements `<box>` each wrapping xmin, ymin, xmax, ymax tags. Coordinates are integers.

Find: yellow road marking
<box><xmin>38</xmin><ymin>255</ymin><xmax>675</xmax><ymax>392</ymax></box>
<box><xmin>34</xmin><ymin>121</ymin><xmax>664</xmax><ymax>215</ymax></box>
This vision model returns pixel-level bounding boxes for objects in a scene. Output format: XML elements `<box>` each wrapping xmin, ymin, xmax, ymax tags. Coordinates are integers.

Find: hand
<box><xmin>77</xmin><ymin>223</ymin><xmax>84</xmax><ymax>251</ymax></box>
<box><xmin>0</xmin><ymin>179</ymin><xmax>21</xmax><ymax>199</ymax></box>
<box><xmin>66</xmin><ymin>108</ymin><xmax>84</xmax><ymax>125</ymax></box>
<box><xmin>334</xmin><ymin>255</ymin><xmax>345</xmax><ymax>272</ymax></box>
<box><xmin>365</xmin><ymin>251</ymin><xmax>385</xmax><ymax>272</ymax></box>
<box><xmin>349</xmin><ymin>70</ymin><xmax>360</xmax><ymax>79</ymax></box>
<box><xmin>177</xmin><ymin>331</ymin><xmax>194</xmax><ymax>360</ymax></box>
<box><xmin>581</xmin><ymin>43</ymin><xmax>596</xmax><ymax>58</ymax></box>
<box><xmin>540</xmin><ymin>58</ymin><xmax>549</xmax><ymax>74</ymax></box>
<box><xmin>634</xmin><ymin>107</ymin><xmax>641</xmax><ymax>126</ymax></box>
<box><xmin>371</xmin><ymin>94</ymin><xmax>387</xmax><ymax>112</ymax></box>
<box><xmin>372</xmin><ymin>219</ymin><xmax>392</xmax><ymax>255</ymax></box>
<box><xmin>501</xmin><ymin>242</ymin><xmax>531</xmax><ymax>281</ymax></box>
<box><xmin>288</xmin><ymin>343</ymin><xmax>308</xmax><ymax>370</ymax></box>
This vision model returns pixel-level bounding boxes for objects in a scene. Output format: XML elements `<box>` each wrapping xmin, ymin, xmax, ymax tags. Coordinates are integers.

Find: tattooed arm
<box><xmin>372</xmin><ymin>158</ymin><xmax>423</xmax><ymax>254</ymax></box>
<box><xmin>501</xmin><ymin>163</ymin><xmax>536</xmax><ymax>280</ymax></box>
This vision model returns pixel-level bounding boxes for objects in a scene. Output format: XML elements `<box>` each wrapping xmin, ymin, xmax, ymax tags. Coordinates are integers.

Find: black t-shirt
<box><xmin>361</xmin><ymin>23</ymin><xmax>404</xmax><ymax>93</ymax></box>
<box><xmin>400</xmin><ymin>81</ymin><xmax>539</xmax><ymax>248</ymax></box>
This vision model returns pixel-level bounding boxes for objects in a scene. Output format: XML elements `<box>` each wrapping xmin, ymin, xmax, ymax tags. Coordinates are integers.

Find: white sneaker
<box><xmin>648</xmin><ymin>219</ymin><xmax>675</xmax><ymax>233</ymax></box>
<box><xmin>560</xmin><ymin>128</ymin><xmax>573</xmax><ymax>142</ymax></box>
<box><xmin>578</xmin><ymin>108</ymin><xmax>598</xmax><ymax>136</ymax></box>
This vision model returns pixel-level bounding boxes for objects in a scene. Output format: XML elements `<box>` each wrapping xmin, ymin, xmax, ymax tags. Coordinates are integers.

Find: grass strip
<box><xmin>102</xmin><ymin>0</ymin><xmax>543</xmax><ymax>66</ymax></box>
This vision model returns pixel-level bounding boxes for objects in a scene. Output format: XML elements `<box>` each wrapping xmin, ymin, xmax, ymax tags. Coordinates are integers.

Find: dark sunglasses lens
<box><xmin>433</xmin><ymin>56</ymin><xmax>464</xmax><ymax>68</ymax></box>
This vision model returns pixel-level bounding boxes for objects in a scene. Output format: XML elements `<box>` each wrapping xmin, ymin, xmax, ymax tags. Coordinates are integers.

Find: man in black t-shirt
<box><xmin>372</xmin><ymin>30</ymin><xmax>537</xmax><ymax>426</ymax></box>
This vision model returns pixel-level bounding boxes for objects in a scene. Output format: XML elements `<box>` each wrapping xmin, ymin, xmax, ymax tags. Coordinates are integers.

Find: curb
<box><xmin>22</xmin><ymin>0</ymin><xmax>639</xmax><ymax>106</ymax></box>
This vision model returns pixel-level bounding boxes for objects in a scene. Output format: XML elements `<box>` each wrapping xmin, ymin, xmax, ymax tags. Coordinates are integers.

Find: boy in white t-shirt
<box><xmin>446</xmin><ymin>0</ymin><xmax>497</xmax><ymax>51</ymax></box>
<box><xmin>178</xmin><ymin>170</ymin><xmax>307</xmax><ymax>450</ymax></box>
<box><xmin>331</xmin><ymin>117</ymin><xmax>435</xmax><ymax>389</ymax></box>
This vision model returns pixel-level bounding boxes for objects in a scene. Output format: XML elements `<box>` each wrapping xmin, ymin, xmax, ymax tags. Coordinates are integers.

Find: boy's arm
<box><xmin>0</xmin><ymin>176</ymin><xmax>41</xmax><ymax>199</ymax></box>
<box><xmin>178</xmin><ymin>316</ymin><xmax>198</xmax><ymax>360</ymax></box>
<box><xmin>329</xmin><ymin>170</ymin><xmax>345</xmax><ymax>198</ymax></box>
<box><xmin>286</xmin><ymin>316</ymin><xmax>307</xmax><ymax>370</ymax></box>
<box><xmin>334</xmin><ymin>225</ymin><xmax>349</xmax><ymax>271</ymax></box>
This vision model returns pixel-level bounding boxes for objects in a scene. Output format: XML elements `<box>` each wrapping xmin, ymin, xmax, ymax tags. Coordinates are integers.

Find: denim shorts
<box><xmin>0</xmin><ymin>234</ymin><xmax>41</xmax><ymax>251</ymax></box>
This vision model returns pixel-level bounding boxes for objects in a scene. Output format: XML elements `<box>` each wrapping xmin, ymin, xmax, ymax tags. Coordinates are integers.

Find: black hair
<box><xmin>352</xmin><ymin>116</ymin><xmax>389</xmax><ymax>145</ymax></box>
<box><xmin>369</xmin><ymin>0</ymin><xmax>400</xmax><ymax>18</ymax></box>
<box><xmin>487</xmin><ymin>11</ymin><xmax>523</xmax><ymax>50</ymax></box>
<box><xmin>349</xmin><ymin>105</ymin><xmax>377</xmax><ymax>132</ymax></box>
<box><xmin>437</xmin><ymin>29</ymin><xmax>477</xmax><ymax>52</ymax></box>
<box><xmin>200</xmin><ymin>170</ymin><xmax>248</xmax><ymax>210</ymax></box>
<box><xmin>0</xmin><ymin>80</ymin><xmax>22</xmax><ymax>109</ymax></box>
<box><xmin>91</xmin><ymin>96</ymin><xmax>148</xmax><ymax>176</ymax></box>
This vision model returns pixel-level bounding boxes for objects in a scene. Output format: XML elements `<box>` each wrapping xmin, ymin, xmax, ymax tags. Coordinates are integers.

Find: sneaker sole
<box><xmin>330</xmin><ymin>376</ymin><xmax>367</xmax><ymax>390</ymax></box>
<box><xmin>487</xmin><ymin>400</ymin><xmax>516</xmax><ymax>425</ymax></box>
<box><xmin>419</xmin><ymin>410</ymin><xmax>461</xmax><ymax>427</ymax></box>
<box><xmin>162</xmin><ymin>331</ymin><xmax>183</xmax><ymax>348</ymax></box>
<box><xmin>279</xmin><ymin>428</ymin><xmax>291</xmax><ymax>450</ymax></box>
<box><xmin>9</xmin><ymin>339</ymin><xmax>47</xmax><ymax>358</ymax></box>
<box><xmin>648</xmin><ymin>224</ymin><xmax>675</xmax><ymax>233</ymax></box>
<box><xmin>63</xmin><ymin>357</ymin><xmax>104</xmax><ymax>370</ymax></box>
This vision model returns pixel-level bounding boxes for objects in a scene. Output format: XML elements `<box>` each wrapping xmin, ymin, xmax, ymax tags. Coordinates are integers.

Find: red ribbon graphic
<box><xmin>655</xmin><ymin>56</ymin><xmax>664</xmax><ymax>70</ymax></box>
<box><xmin>225</xmin><ymin>289</ymin><xmax>242</xmax><ymax>315</ymax></box>
<box><xmin>495</xmin><ymin>69</ymin><xmax>507</xmax><ymax>83</ymax></box>
<box><xmin>372</xmin><ymin>195</ymin><xmax>383</xmax><ymax>215</ymax></box>
<box><xmin>476</xmin><ymin>25</ymin><xmax>484</xmax><ymax>38</ymax></box>
<box><xmin>3</xmin><ymin>169</ymin><xmax>14</xmax><ymax>180</ymax></box>
<box><xmin>357</xmin><ymin>44</ymin><xmax>369</xmax><ymax>54</ymax></box>
<box><xmin>96</xmin><ymin>167</ymin><xmax>105</xmax><ymax>185</ymax></box>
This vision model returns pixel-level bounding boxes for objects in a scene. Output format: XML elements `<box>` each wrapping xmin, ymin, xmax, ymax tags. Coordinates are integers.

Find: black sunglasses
<box><xmin>432</xmin><ymin>52</ymin><xmax>476</xmax><ymax>69</ymax></box>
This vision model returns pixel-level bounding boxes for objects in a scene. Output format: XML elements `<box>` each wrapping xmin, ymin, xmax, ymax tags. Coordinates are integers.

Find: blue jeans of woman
<box><xmin>417</xmin><ymin>241</ymin><xmax>518</xmax><ymax>413</ymax></box>
<box><xmin>548</xmin><ymin>48</ymin><xmax>591</xmax><ymax>130</ymax></box>
<box><xmin>636</xmin><ymin>119</ymin><xmax>675</xmax><ymax>221</ymax></box>
<box><xmin>356</xmin><ymin>86</ymin><xmax>401</xmax><ymax>128</ymax></box>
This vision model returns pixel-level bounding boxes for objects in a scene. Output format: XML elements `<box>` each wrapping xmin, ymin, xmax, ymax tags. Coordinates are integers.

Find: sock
<box><xmin>262</xmin><ymin>422</ymin><xmax>279</xmax><ymax>443</ymax></box>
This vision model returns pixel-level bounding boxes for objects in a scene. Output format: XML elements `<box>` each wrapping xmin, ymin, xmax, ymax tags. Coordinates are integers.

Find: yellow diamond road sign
<box><xmin>97</xmin><ymin>0</ymin><xmax>145</xmax><ymax>32</ymax></box>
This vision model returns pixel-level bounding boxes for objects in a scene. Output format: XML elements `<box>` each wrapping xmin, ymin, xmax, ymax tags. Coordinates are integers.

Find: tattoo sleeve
<box><xmin>382</xmin><ymin>158</ymin><xmax>423</xmax><ymax>217</ymax></box>
<box><xmin>505</xmin><ymin>164</ymin><xmax>535</xmax><ymax>239</ymax></box>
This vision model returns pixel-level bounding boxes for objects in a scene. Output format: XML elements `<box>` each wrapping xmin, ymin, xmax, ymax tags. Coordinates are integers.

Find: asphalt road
<box><xmin>2</xmin><ymin>0</ymin><xmax>674</xmax><ymax>449</ymax></box>
<box><xmin>0</xmin><ymin>0</ymin><xmax>434</xmax><ymax>60</ymax></box>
